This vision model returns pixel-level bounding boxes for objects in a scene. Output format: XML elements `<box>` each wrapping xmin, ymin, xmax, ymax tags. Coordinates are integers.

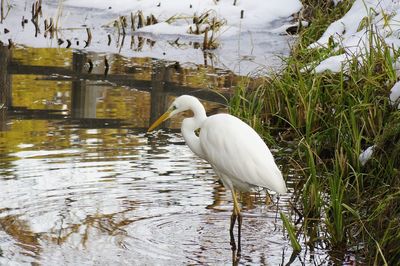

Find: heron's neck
<box><xmin>181</xmin><ymin>102</ymin><xmax>207</xmax><ymax>159</ymax></box>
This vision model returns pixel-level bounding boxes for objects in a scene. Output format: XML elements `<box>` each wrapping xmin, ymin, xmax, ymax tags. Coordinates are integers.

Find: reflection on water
<box><xmin>0</xmin><ymin>46</ymin><xmax>331</xmax><ymax>265</ymax></box>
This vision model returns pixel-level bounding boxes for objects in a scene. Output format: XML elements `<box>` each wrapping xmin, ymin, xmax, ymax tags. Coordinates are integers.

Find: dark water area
<box><xmin>0</xmin><ymin>46</ymin><xmax>337</xmax><ymax>265</ymax></box>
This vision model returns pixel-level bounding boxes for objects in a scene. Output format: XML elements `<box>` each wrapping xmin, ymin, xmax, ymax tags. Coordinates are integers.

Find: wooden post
<box><xmin>71</xmin><ymin>79</ymin><xmax>86</xmax><ymax>118</ymax></box>
<box><xmin>149</xmin><ymin>61</ymin><xmax>170</xmax><ymax>128</ymax></box>
<box><xmin>71</xmin><ymin>51</ymin><xmax>86</xmax><ymax>118</ymax></box>
<box><xmin>72</xmin><ymin>52</ymin><xmax>86</xmax><ymax>74</ymax></box>
<box><xmin>0</xmin><ymin>45</ymin><xmax>11</xmax><ymax>131</ymax></box>
<box><xmin>71</xmin><ymin>81</ymin><xmax>104</xmax><ymax>119</ymax></box>
<box><xmin>0</xmin><ymin>45</ymin><xmax>12</xmax><ymax>107</ymax></box>
<box><xmin>71</xmin><ymin>51</ymin><xmax>104</xmax><ymax>119</ymax></box>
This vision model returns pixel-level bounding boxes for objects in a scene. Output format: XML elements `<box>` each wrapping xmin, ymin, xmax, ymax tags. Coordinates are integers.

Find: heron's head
<box><xmin>147</xmin><ymin>95</ymin><xmax>194</xmax><ymax>132</ymax></box>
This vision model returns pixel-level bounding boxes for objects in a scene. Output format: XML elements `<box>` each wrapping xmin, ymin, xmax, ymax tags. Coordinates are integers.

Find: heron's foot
<box><xmin>232</xmin><ymin>249</ymin><xmax>241</xmax><ymax>265</ymax></box>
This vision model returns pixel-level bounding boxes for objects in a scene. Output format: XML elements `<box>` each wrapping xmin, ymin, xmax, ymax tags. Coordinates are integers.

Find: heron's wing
<box><xmin>199</xmin><ymin>114</ymin><xmax>286</xmax><ymax>193</ymax></box>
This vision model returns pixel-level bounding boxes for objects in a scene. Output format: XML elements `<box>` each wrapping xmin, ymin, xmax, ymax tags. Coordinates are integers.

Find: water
<box><xmin>0</xmin><ymin>46</ymin><xmax>336</xmax><ymax>265</ymax></box>
<box><xmin>0</xmin><ymin>126</ymin><xmax>294</xmax><ymax>265</ymax></box>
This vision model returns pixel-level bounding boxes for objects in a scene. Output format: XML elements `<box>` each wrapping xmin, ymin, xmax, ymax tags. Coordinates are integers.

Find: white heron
<box><xmin>148</xmin><ymin>95</ymin><xmax>287</xmax><ymax>256</ymax></box>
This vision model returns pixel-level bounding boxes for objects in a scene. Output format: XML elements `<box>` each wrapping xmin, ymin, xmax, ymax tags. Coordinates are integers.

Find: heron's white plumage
<box><xmin>168</xmin><ymin>95</ymin><xmax>287</xmax><ymax>194</ymax></box>
<box><xmin>199</xmin><ymin>114</ymin><xmax>286</xmax><ymax>193</ymax></box>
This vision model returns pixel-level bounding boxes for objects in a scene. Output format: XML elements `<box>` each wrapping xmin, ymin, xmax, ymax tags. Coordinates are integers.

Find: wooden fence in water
<box><xmin>0</xmin><ymin>45</ymin><xmax>233</xmax><ymax>130</ymax></box>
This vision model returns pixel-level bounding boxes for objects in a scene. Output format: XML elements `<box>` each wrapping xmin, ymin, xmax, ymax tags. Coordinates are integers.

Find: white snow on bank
<box><xmin>66</xmin><ymin>0</ymin><xmax>302</xmax><ymax>32</ymax></box>
<box><xmin>390</xmin><ymin>81</ymin><xmax>400</xmax><ymax>109</ymax></box>
<box><xmin>359</xmin><ymin>145</ymin><xmax>375</xmax><ymax>166</ymax></box>
<box><xmin>333</xmin><ymin>0</ymin><xmax>344</xmax><ymax>5</ymax></box>
<box><xmin>63</xmin><ymin>0</ymin><xmax>303</xmax><ymax>47</ymax></box>
<box><xmin>313</xmin><ymin>54</ymin><xmax>348</xmax><ymax>73</ymax></box>
<box><xmin>308</xmin><ymin>0</ymin><xmax>400</xmax><ymax>73</ymax></box>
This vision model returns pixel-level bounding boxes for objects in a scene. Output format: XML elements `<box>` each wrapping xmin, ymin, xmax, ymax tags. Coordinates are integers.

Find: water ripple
<box><xmin>0</xmin><ymin>128</ymin><xmax>319</xmax><ymax>265</ymax></box>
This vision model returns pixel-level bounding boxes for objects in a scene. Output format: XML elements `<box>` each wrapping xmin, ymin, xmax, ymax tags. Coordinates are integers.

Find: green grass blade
<box><xmin>280</xmin><ymin>212</ymin><xmax>301</xmax><ymax>252</ymax></box>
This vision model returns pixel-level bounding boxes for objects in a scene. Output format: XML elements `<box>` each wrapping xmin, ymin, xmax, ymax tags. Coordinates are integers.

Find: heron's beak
<box><xmin>147</xmin><ymin>110</ymin><xmax>172</xmax><ymax>132</ymax></box>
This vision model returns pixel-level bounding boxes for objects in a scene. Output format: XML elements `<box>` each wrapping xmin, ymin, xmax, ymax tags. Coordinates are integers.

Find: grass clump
<box><xmin>229</xmin><ymin>0</ymin><xmax>400</xmax><ymax>264</ymax></box>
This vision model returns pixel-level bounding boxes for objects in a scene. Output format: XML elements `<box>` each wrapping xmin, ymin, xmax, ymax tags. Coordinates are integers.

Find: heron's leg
<box><xmin>231</xmin><ymin>189</ymin><xmax>241</xmax><ymax>215</ymax></box>
<box><xmin>230</xmin><ymin>189</ymin><xmax>242</xmax><ymax>253</ymax></box>
<box><xmin>237</xmin><ymin>212</ymin><xmax>242</xmax><ymax>256</ymax></box>
<box><xmin>230</xmin><ymin>211</ymin><xmax>237</xmax><ymax>250</ymax></box>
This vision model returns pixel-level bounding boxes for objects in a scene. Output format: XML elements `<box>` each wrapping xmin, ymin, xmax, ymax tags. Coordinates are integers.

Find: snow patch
<box><xmin>390</xmin><ymin>81</ymin><xmax>400</xmax><ymax>109</ymax></box>
<box><xmin>308</xmin><ymin>0</ymin><xmax>400</xmax><ymax>73</ymax></box>
<box><xmin>359</xmin><ymin>145</ymin><xmax>375</xmax><ymax>166</ymax></box>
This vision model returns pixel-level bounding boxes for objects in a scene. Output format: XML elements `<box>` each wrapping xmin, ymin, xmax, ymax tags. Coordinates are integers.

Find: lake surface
<box><xmin>0</xmin><ymin>46</ymin><xmax>336</xmax><ymax>265</ymax></box>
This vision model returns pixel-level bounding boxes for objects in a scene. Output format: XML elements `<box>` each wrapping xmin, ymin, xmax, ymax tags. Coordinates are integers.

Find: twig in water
<box><xmin>151</xmin><ymin>14</ymin><xmax>158</xmax><ymax>24</ymax></box>
<box><xmin>46</xmin><ymin>17</ymin><xmax>54</xmax><ymax>38</ymax></box>
<box><xmin>107</xmin><ymin>34</ymin><xmax>111</xmax><ymax>46</ymax></box>
<box><xmin>203</xmin><ymin>27</ymin><xmax>209</xmax><ymax>50</ymax></box>
<box><xmin>136</xmin><ymin>36</ymin><xmax>144</xmax><ymax>51</ymax></box>
<box><xmin>137</xmin><ymin>11</ymin><xmax>145</xmax><ymax>28</ymax></box>
<box><xmin>104</xmin><ymin>57</ymin><xmax>109</xmax><ymax>77</ymax></box>
<box><xmin>120</xmin><ymin>16</ymin><xmax>126</xmax><ymax>35</ymax></box>
<box><xmin>87</xmin><ymin>59</ymin><xmax>93</xmax><ymax>73</ymax></box>
<box><xmin>44</xmin><ymin>19</ymin><xmax>48</xmax><ymax>37</ymax></box>
<box><xmin>1</xmin><ymin>0</ymin><xmax>4</xmax><ymax>23</ymax></box>
<box><xmin>84</xmin><ymin>27</ymin><xmax>92</xmax><ymax>48</ymax></box>
<box><xmin>21</xmin><ymin>16</ymin><xmax>28</xmax><ymax>28</ymax></box>
<box><xmin>131</xmin><ymin>12</ymin><xmax>136</xmax><ymax>31</ymax></box>
<box><xmin>1</xmin><ymin>0</ymin><xmax>13</xmax><ymax>22</ymax></box>
<box><xmin>118</xmin><ymin>34</ymin><xmax>125</xmax><ymax>53</ymax></box>
<box><xmin>31</xmin><ymin>0</ymin><xmax>41</xmax><ymax>37</ymax></box>
<box><xmin>49</xmin><ymin>17</ymin><xmax>54</xmax><ymax>35</ymax></box>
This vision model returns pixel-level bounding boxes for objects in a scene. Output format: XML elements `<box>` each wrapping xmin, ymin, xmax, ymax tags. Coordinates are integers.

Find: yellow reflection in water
<box><xmin>96</xmin><ymin>87</ymin><xmax>151</xmax><ymax>128</ymax></box>
<box><xmin>0</xmin><ymin>120</ymin><xmax>52</xmax><ymax>153</ymax></box>
<box><xmin>13</xmin><ymin>48</ymin><xmax>73</xmax><ymax>67</ymax></box>
<box><xmin>12</xmin><ymin>75</ymin><xmax>71</xmax><ymax>110</ymax></box>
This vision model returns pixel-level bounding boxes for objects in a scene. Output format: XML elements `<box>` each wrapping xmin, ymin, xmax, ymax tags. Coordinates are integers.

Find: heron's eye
<box><xmin>172</xmin><ymin>105</ymin><xmax>177</xmax><ymax>110</ymax></box>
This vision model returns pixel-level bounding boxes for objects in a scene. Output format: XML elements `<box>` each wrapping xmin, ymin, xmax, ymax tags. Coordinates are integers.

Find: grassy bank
<box><xmin>230</xmin><ymin>0</ymin><xmax>400</xmax><ymax>264</ymax></box>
